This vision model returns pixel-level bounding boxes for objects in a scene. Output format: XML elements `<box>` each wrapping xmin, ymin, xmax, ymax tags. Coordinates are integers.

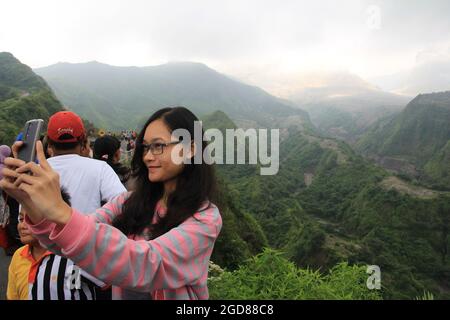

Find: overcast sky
<box><xmin>1</xmin><ymin>0</ymin><xmax>450</xmax><ymax>89</ymax></box>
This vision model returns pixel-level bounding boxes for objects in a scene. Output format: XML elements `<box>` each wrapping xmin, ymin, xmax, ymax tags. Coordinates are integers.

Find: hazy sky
<box><xmin>1</xmin><ymin>0</ymin><xmax>450</xmax><ymax>85</ymax></box>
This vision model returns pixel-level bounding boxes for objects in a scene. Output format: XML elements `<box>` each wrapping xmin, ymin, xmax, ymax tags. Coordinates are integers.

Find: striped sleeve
<box><xmin>29</xmin><ymin>204</ymin><xmax>222</xmax><ymax>292</ymax></box>
<box><xmin>25</xmin><ymin>192</ymin><xmax>130</xmax><ymax>254</ymax></box>
<box><xmin>89</xmin><ymin>191</ymin><xmax>130</xmax><ymax>225</ymax></box>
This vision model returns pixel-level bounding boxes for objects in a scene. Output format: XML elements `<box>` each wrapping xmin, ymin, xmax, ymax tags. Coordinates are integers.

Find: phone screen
<box><xmin>17</xmin><ymin>119</ymin><xmax>44</xmax><ymax>163</ymax></box>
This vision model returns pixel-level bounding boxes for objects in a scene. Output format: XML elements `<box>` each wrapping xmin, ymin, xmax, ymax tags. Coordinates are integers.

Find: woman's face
<box><xmin>142</xmin><ymin>119</ymin><xmax>185</xmax><ymax>184</ymax></box>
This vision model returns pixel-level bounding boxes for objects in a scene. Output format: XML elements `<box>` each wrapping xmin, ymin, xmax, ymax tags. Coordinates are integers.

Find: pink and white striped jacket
<box><xmin>25</xmin><ymin>192</ymin><xmax>222</xmax><ymax>300</ymax></box>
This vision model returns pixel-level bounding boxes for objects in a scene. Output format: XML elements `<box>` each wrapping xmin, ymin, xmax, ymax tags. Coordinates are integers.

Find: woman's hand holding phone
<box><xmin>0</xmin><ymin>143</ymin><xmax>39</xmax><ymax>221</ymax></box>
<box><xmin>0</xmin><ymin>141</ymin><xmax>72</xmax><ymax>225</ymax></box>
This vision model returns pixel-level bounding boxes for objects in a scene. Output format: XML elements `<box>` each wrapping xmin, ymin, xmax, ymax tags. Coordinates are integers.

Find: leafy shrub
<box><xmin>209</xmin><ymin>248</ymin><xmax>382</xmax><ymax>300</ymax></box>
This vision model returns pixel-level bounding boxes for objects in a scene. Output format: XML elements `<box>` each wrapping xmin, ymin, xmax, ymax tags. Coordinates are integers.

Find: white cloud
<box><xmin>0</xmin><ymin>0</ymin><xmax>449</xmax><ymax>83</ymax></box>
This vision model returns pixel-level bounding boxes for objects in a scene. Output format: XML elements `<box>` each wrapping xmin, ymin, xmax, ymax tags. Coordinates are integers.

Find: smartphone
<box><xmin>17</xmin><ymin>119</ymin><xmax>44</xmax><ymax>163</ymax></box>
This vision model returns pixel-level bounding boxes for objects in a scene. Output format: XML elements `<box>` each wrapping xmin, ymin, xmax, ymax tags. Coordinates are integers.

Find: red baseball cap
<box><xmin>47</xmin><ymin>111</ymin><xmax>86</xmax><ymax>143</ymax></box>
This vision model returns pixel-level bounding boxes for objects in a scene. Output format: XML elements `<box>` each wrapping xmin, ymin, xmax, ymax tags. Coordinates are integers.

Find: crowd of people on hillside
<box><xmin>0</xmin><ymin>107</ymin><xmax>222</xmax><ymax>300</ymax></box>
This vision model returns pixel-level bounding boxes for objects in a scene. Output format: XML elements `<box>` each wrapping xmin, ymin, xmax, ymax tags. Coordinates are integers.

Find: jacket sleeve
<box><xmin>25</xmin><ymin>192</ymin><xmax>130</xmax><ymax>256</ymax></box>
<box><xmin>27</xmin><ymin>203</ymin><xmax>222</xmax><ymax>292</ymax></box>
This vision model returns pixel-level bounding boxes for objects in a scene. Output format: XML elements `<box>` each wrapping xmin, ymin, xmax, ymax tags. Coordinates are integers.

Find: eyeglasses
<box><xmin>139</xmin><ymin>141</ymin><xmax>180</xmax><ymax>155</ymax></box>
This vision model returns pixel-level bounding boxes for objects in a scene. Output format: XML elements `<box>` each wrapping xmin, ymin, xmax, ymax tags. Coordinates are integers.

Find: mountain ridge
<box><xmin>0</xmin><ymin>52</ymin><xmax>63</xmax><ymax>144</ymax></box>
<box><xmin>35</xmin><ymin>61</ymin><xmax>313</xmax><ymax>132</ymax></box>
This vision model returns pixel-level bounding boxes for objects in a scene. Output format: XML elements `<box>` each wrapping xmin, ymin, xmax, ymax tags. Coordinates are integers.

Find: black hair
<box><xmin>93</xmin><ymin>135</ymin><xmax>120</xmax><ymax>164</ymax></box>
<box><xmin>94</xmin><ymin>135</ymin><xmax>131</xmax><ymax>184</ymax></box>
<box><xmin>112</xmin><ymin>107</ymin><xmax>217</xmax><ymax>238</ymax></box>
<box><xmin>40</xmin><ymin>134</ymin><xmax>51</xmax><ymax>159</ymax></box>
<box><xmin>47</xmin><ymin>134</ymin><xmax>84</xmax><ymax>151</ymax></box>
<box><xmin>60</xmin><ymin>187</ymin><xmax>72</xmax><ymax>206</ymax></box>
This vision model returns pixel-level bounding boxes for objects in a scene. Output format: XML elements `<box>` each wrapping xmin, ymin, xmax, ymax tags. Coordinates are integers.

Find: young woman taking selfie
<box><xmin>0</xmin><ymin>107</ymin><xmax>222</xmax><ymax>300</ymax></box>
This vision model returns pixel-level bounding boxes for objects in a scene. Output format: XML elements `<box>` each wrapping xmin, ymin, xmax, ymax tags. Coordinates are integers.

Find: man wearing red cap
<box><xmin>11</xmin><ymin>111</ymin><xmax>124</xmax><ymax>300</ymax></box>
<box><xmin>46</xmin><ymin>111</ymin><xmax>126</xmax><ymax>214</ymax></box>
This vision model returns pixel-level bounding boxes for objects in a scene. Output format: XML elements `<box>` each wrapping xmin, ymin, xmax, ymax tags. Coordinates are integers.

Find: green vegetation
<box><xmin>2</xmin><ymin>54</ymin><xmax>449</xmax><ymax>300</ymax></box>
<box><xmin>424</xmin><ymin>140</ymin><xmax>450</xmax><ymax>189</ymax></box>
<box><xmin>295</xmin><ymin>84</ymin><xmax>408</xmax><ymax>144</ymax></box>
<box><xmin>209</xmin><ymin>249</ymin><xmax>382</xmax><ymax>300</ymax></box>
<box><xmin>356</xmin><ymin>91</ymin><xmax>450</xmax><ymax>189</ymax></box>
<box><xmin>211</xmin><ymin>178</ymin><xmax>268</xmax><ymax>270</ymax></box>
<box><xmin>204</xmin><ymin>110</ymin><xmax>450</xmax><ymax>299</ymax></box>
<box><xmin>0</xmin><ymin>52</ymin><xmax>63</xmax><ymax>144</ymax></box>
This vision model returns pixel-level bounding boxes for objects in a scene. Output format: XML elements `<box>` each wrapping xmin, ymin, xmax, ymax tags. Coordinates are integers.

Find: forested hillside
<box><xmin>0</xmin><ymin>52</ymin><xmax>63</xmax><ymax>144</ymax></box>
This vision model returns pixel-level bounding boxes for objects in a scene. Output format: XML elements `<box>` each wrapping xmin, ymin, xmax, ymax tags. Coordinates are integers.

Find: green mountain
<box><xmin>204</xmin><ymin>110</ymin><xmax>450</xmax><ymax>299</ymax></box>
<box><xmin>424</xmin><ymin>141</ymin><xmax>450</xmax><ymax>187</ymax></box>
<box><xmin>300</xmin><ymin>95</ymin><xmax>407</xmax><ymax>144</ymax></box>
<box><xmin>5</xmin><ymin>52</ymin><xmax>446</xmax><ymax>299</ymax></box>
<box><xmin>0</xmin><ymin>52</ymin><xmax>63</xmax><ymax>144</ymax></box>
<box><xmin>0</xmin><ymin>53</ymin><xmax>97</xmax><ymax>147</ymax></box>
<box><xmin>0</xmin><ymin>52</ymin><xmax>62</xmax><ymax>144</ymax></box>
<box><xmin>34</xmin><ymin>61</ymin><xmax>313</xmax><ymax>132</ymax></box>
<box><xmin>201</xmin><ymin>110</ymin><xmax>237</xmax><ymax>131</ymax></box>
<box><xmin>210</xmin><ymin>179</ymin><xmax>269</xmax><ymax>270</ymax></box>
<box><xmin>287</xmin><ymin>72</ymin><xmax>409</xmax><ymax>144</ymax></box>
<box><xmin>356</xmin><ymin>91</ymin><xmax>450</xmax><ymax>189</ymax></box>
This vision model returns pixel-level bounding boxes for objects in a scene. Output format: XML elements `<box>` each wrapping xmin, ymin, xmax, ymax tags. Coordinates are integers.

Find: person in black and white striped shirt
<box><xmin>30</xmin><ymin>253</ymin><xmax>106</xmax><ymax>300</ymax></box>
<box><xmin>9</xmin><ymin>188</ymin><xmax>107</xmax><ymax>300</ymax></box>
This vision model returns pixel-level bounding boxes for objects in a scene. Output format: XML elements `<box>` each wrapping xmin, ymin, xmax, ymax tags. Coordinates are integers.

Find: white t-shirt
<box><xmin>48</xmin><ymin>154</ymin><xmax>127</xmax><ymax>214</ymax></box>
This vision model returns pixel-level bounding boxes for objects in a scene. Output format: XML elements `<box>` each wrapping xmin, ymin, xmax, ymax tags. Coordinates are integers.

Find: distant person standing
<box><xmin>46</xmin><ymin>111</ymin><xmax>126</xmax><ymax>213</ymax></box>
<box><xmin>93</xmin><ymin>135</ymin><xmax>131</xmax><ymax>188</ymax></box>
